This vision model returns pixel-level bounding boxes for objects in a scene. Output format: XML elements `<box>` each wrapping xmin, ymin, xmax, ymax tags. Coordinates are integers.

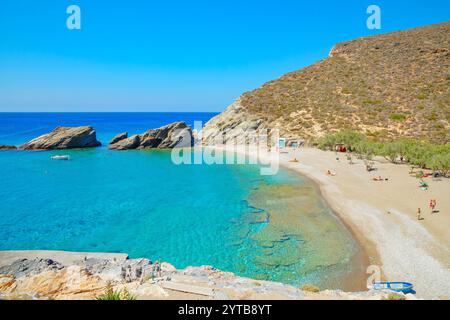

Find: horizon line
<box><xmin>0</xmin><ymin>111</ymin><xmax>221</xmax><ymax>114</ymax></box>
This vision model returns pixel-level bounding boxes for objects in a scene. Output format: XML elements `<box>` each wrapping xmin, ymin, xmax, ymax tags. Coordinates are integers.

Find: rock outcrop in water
<box><xmin>109</xmin><ymin>132</ymin><xmax>128</xmax><ymax>145</ymax></box>
<box><xmin>20</xmin><ymin>126</ymin><xmax>102</xmax><ymax>150</ymax></box>
<box><xmin>0</xmin><ymin>250</ymin><xmax>417</xmax><ymax>300</ymax></box>
<box><xmin>0</xmin><ymin>145</ymin><xmax>17</xmax><ymax>151</ymax></box>
<box><xmin>109</xmin><ymin>122</ymin><xmax>193</xmax><ymax>150</ymax></box>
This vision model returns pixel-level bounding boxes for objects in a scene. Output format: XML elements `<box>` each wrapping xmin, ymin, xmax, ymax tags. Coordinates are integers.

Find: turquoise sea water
<box><xmin>0</xmin><ymin>113</ymin><xmax>363</xmax><ymax>289</ymax></box>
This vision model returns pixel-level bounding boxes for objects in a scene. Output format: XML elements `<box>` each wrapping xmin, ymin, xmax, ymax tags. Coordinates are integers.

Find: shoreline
<box><xmin>1</xmin><ymin>146</ymin><xmax>449</xmax><ymax>299</ymax></box>
<box><xmin>275</xmin><ymin>147</ymin><xmax>450</xmax><ymax>299</ymax></box>
<box><xmin>215</xmin><ymin>146</ymin><xmax>373</xmax><ymax>292</ymax></box>
<box><xmin>213</xmin><ymin>145</ymin><xmax>449</xmax><ymax>299</ymax></box>
<box><xmin>279</xmin><ymin>163</ymin><xmax>374</xmax><ymax>292</ymax></box>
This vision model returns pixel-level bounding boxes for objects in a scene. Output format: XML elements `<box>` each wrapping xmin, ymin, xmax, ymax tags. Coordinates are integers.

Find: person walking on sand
<box><xmin>429</xmin><ymin>199</ymin><xmax>434</xmax><ymax>214</ymax></box>
<box><xmin>432</xmin><ymin>199</ymin><xmax>437</xmax><ymax>213</ymax></box>
<box><xmin>155</xmin><ymin>260</ymin><xmax>162</xmax><ymax>278</ymax></box>
<box><xmin>417</xmin><ymin>208</ymin><xmax>423</xmax><ymax>221</ymax></box>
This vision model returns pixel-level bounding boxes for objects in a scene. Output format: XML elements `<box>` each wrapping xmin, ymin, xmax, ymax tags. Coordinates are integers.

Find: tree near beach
<box><xmin>314</xmin><ymin>131</ymin><xmax>450</xmax><ymax>178</ymax></box>
<box><xmin>315</xmin><ymin>130</ymin><xmax>365</xmax><ymax>151</ymax></box>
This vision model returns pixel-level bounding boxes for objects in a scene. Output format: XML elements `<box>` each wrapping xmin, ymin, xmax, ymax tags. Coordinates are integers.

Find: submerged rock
<box><xmin>0</xmin><ymin>145</ymin><xmax>17</xmax><ymax>151</ymax></box>
<box><xmin>109</xmin><ymin>122</ymin><xmax>193</xmax><ymax>150</ymax></box>
<box><xmin>20</xmin><ymin>126</ymin><xmax>102</xmax><ymax>150</ymax></box>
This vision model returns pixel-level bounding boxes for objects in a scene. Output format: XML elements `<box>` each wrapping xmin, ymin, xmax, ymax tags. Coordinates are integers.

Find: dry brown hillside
<box><xmin>204</xmin><ymin>21</ymin><xmax>450</xmax><ymax>144</ymax></box>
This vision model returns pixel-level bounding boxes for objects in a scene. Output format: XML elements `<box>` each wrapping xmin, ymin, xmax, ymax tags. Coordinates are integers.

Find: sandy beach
<box><xmin>272</xmin><ymin>147</ymin><xmax>450</xmax><ymax>299</ymax></box>
<box><xmin>201</xmin><ymin>144</ymin><xmax>450</xmax><ymax>298</ymax></box>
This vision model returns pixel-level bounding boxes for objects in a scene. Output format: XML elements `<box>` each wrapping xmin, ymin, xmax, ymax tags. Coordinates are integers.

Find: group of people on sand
<box><xmin>417</xmin><ymin>199</ymin><xmax>438</xmax><ymax>221</ymax></box>
<box><xmin>429</xmin><ymin>199</ymin><xmax>438</xmax><ymax>214</ymax></box>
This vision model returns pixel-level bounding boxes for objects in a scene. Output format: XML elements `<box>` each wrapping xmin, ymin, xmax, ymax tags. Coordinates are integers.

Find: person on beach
<box><xmin>326</xmin><ymin>170</ymin><xmax>336</xmax><ymax>176</ymax></box>
<box><xmin>417</xmin><ymin>208</ymin><xmax>423</xmax><ymax>221</ymax></box>
<box><xmin>155</xmin><ymin>260</ymin><xmax>162</xmax><ymax>278</ymax></box>
<box><xmin>429</xmin><ymin>199</ymin><xmax>434</xmax><ymax>214</ymax></box>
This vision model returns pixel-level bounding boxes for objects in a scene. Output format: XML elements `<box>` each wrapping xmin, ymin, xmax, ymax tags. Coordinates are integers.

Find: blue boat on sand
<box><xmin>370</xmin><ymin>282</ymin><xmax>414</xmax><ymax>294</ymax></box>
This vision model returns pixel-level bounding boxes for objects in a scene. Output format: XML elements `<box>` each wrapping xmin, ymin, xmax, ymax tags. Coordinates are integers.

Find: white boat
<box><xmin>51</xmin><ymin>155</ymin><xmax>70</xmax><ymax>160</ymax></box>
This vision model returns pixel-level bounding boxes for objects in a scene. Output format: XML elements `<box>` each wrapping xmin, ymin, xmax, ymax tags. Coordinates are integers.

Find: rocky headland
<box><xmin>108</xmin><ymin>122</ymin><xmax>193</xmax><ymax>150</ymax></box>
<box><xmin>203</xmin><ymin>22</ymin><xmax>450</xmax><ymax>144</ymax></box>
<box><xmin>0</xmin><ymin>251</ymin><xmax>416</xmax><ymax>300</ymax></box>
<box><xmin>20</xmin><ymin>126</ymin><xmax>102</xmax><ymax>150</ymax></box>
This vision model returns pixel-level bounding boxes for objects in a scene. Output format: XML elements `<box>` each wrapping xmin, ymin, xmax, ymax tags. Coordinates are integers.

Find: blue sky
<box><xmin>0</xmin><ymin>0</ymin><xmax>448</xmax><ymax>112</ymax></box>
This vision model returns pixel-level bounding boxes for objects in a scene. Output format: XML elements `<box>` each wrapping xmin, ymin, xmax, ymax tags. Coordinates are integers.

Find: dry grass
<box><xmin>239</xmin><ymin>22</ymin><xmax>450</xmax><ymax>143</ymax></box>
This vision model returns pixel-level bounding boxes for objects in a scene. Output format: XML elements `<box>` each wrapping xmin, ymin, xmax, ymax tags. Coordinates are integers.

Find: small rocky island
<box><xmin>20</xmin><ymin>126</ymin><xmax>102</xmax><ymax>150</ymax></box>
<box><xmin>109</xmin><ymin>121</ymin><xmax>193</xmax><ymax>150</ymax></box>
<box><xmin>0</xmin><ymin>145</ymin><xmax>17</xmax><ymax>151</ymax></box>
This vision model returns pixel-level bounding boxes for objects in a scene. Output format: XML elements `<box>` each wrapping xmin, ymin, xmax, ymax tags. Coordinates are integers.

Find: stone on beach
<box><xmin>108</xmin><ymin>122</ymin><xmax>193</xmax><ymax>150</ymax></box>
<box><xmin>19</xmin><ymin>126</ymin><xmax>102</xmax><ymax>150</ymax></box>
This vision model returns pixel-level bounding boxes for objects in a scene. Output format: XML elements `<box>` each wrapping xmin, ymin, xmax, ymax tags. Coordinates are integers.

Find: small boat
<box><xmin>370</xmin><ymin>282</ymin><xmax>414</xmax><ymax>294</ymax></box>
<box><xmin>51</xmin><ymin>155</ymin><xmax>70</xmax><ymax>161</ymax></box>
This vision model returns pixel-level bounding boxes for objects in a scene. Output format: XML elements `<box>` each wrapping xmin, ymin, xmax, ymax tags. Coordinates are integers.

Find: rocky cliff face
<box><xmin>202</xmin><ymin>100</ymin><xmax>263</xmax><ymax>145</ymax></box>
<box><xmin>204</xmin><ymin>22</ymin><xmax>450</xmax><ymax>144</ymax></box>
<box><xmin>20</xmin><ymin>126</ymin><xmax>102</xmax><ymax>150</ymax></box>
<box><xmin>109</xmin><ymin>122</ymin><xmax>193</xmax><ymax>150</ymax></box>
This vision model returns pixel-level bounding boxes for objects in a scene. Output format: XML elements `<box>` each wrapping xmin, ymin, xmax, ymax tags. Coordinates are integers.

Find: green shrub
<box><xmin>314</xmin><ymin>130</ymin><xmax>365</xmax><ymax>150</ymax></box>
<box><xmin>384</xmin><ymin>293</ymin><xmax>406</xmax><ymax>300</ymax></box>
<box><xmin>96</xmin><ymin>287</ymin><xmax>136</xmax><ymax>301</ymax></box>
<box><xmin>389</xmin><ymin>113</ymin><xmax>407</xmax><ymax>121</ymax></box>
<box><xmin>314</xmin><ymin>131</ymin><xmax>450</xmax><ymax>177</ymax></box>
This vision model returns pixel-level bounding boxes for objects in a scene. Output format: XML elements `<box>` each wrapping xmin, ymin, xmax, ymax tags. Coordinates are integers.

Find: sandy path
<box><xmin>276</xmin><ymin>147</ymin><xmax>450</xmax><ymax>299</ymax></box>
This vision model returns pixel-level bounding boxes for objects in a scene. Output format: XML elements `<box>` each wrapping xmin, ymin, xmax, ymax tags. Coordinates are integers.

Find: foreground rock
<box><xmin>20</xmin><ymin>126</ymin><xmax>102</xmax><ymax>150</ymax></box>
<box><xmin>0</xmin><ymin>251</ymin><xmax>418</xmax><ymax>300</ymax></box>
<box><xmin>109</xmin><ymin>122</ymin><xmax>193</xmax><ymax>150</ymax></box>
<box><xmin>0</xmin><ymin>145</ymin><xmax>17</xmax><ymax>151</ymax></box>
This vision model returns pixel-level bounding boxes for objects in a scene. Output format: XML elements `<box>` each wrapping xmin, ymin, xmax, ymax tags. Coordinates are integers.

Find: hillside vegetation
<box><xmin>205</xmin><ymin>21</ymin><xmax>450</xmax><ymax>144</ymax></box>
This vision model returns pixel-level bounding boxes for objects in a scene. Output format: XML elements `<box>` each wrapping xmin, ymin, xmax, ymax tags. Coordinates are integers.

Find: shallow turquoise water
<box><xmin>0</xmin><ymin>113</ymin><xmax>362</xmax><ymax>289</ymax></box>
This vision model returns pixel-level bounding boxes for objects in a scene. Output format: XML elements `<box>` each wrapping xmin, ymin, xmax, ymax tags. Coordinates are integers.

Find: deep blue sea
<box><xmin>0</xmin><ymin>113</ymin><xmax>363</xmax><ymax>289</ymax></box>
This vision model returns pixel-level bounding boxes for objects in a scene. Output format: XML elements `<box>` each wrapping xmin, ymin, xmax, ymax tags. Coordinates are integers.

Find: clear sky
<box><xmin>0</xmin><ymin>0</ymin><xmax>448</xmax><ymax>112</ymax></box>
